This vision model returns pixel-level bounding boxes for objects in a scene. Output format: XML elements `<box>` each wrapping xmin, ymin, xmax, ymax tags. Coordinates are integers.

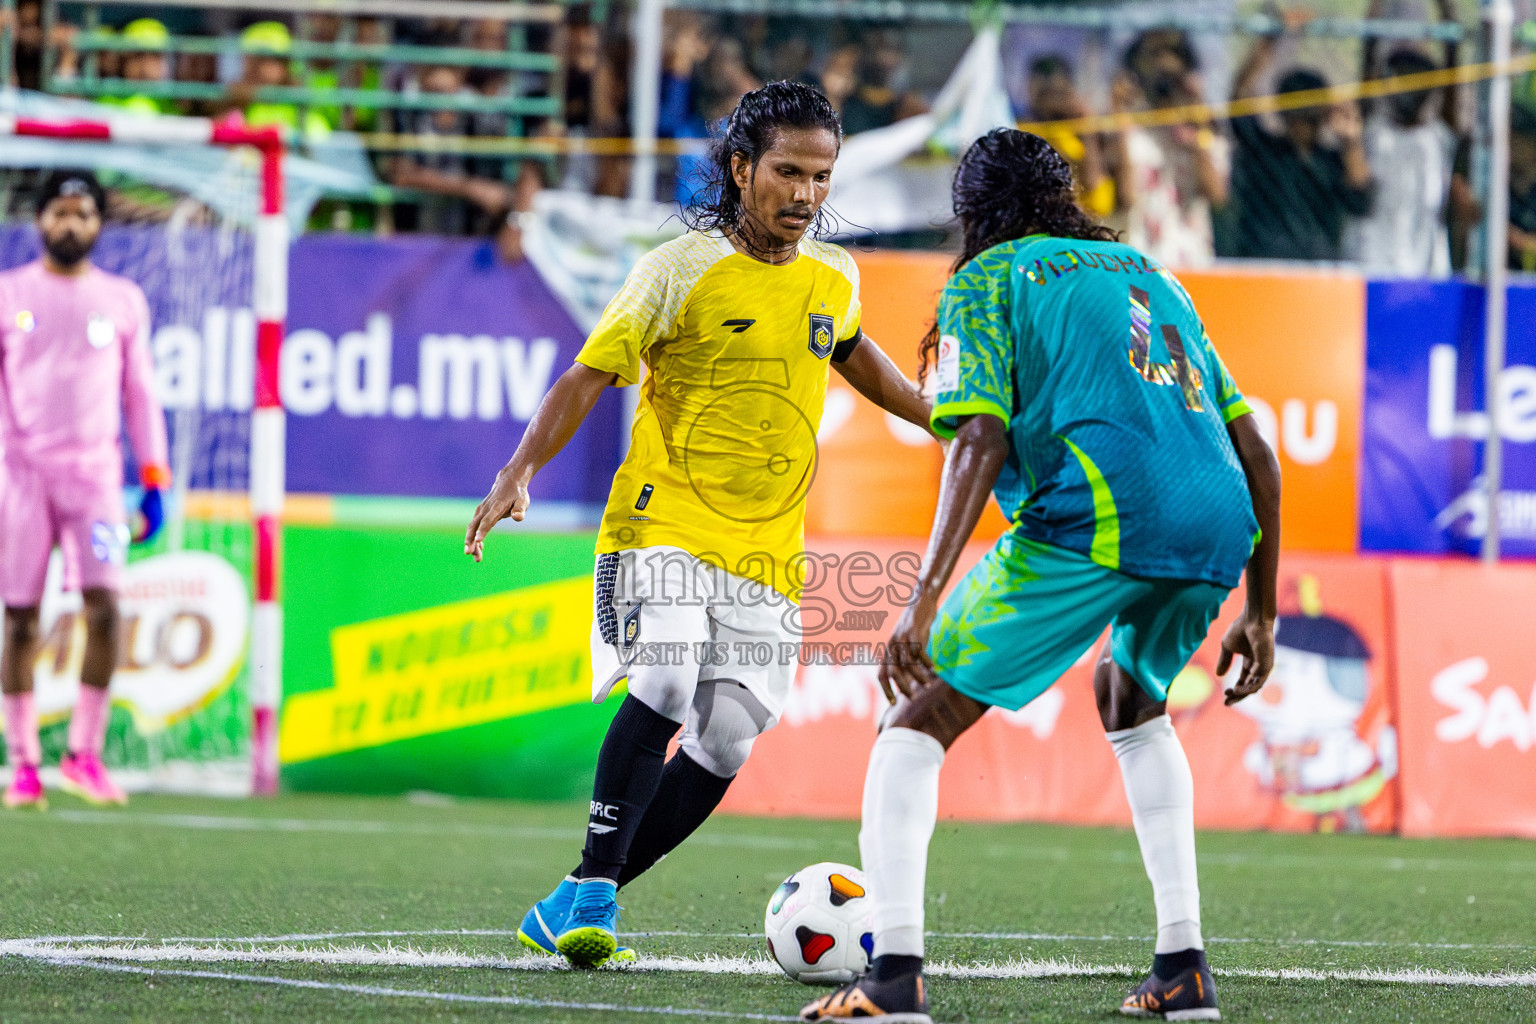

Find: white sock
<box><xmin>1107</xmin><ymin>715</ymin><xmax>1204</xmax><ymax>953</ymax></box>
<box><xmin>859</xmin><ymin>727</ymin><xmax>945</xmax><ymax>959</ymax></box>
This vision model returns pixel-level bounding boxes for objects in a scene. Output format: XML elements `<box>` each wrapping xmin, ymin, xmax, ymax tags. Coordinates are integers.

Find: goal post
<box><xmin>0</xmin><ymin>112</ymin><xmax>287</xmax><ymax>796</ymax></box>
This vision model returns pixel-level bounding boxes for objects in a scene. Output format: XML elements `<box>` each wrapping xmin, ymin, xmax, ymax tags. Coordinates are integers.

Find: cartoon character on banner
<box><xmin>1227</xmin><ymin>575</ymin><xmax>1398</xmax><ymax>833</ymax></box>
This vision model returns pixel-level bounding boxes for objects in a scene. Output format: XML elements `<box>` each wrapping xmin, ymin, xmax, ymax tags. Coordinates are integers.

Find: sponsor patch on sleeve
<box><xmin>935</xmin><ymin>334</ymin><xmax>960</xmax><ymax>393</ymax></box>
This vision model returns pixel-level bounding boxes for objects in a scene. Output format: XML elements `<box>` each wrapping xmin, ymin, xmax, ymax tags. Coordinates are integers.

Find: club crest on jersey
<box><xmin>15</xmin><ymin>310</ymin><xmax>35</xmax><ymax>333</ymax></box>
<box><xmin>808</xmin><ymin>313</ymin><xmax>834</xmax><ymax>359</ymax></box>
<box><xmin>87</xmin><ymin>313</ymin><xmax>115</xmax><ymax>349</ymax></box>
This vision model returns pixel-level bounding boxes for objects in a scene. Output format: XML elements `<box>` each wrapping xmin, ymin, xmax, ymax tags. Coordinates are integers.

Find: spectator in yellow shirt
<box><xmin>98</xmin><ymin>19</ymin><xmax>178</xmax><ymax>117</ymax></box>
<box><xmin>1019</xmin><ymin>55</ymin><xmax>1126</xmax><ymax>220</ymax></box>
<box><xmin>227</xmin><ymin>21</ymin><xmax>331</xmax><ymax>141</ymax></box>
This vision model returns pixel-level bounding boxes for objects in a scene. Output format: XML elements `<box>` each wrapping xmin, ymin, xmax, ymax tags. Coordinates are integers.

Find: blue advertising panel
<box><xmin>282</xmin><ymin>234</ymin><xmax>622</xmax><ymax>501</ymax></box>
<box><xmin>1362</xmin><ymin>280</ymin><xmax>1536</xmax><ymax>557</ymax></box>
<box><xmin>1</xmin><ymin>226</ymin><xmax>624</xmax><ymax>503</ymax></box>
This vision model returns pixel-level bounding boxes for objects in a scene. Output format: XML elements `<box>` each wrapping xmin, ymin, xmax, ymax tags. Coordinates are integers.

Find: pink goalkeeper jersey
<box><xmin>0</xmin><ymin>259</ymin><xmax>168</xmax><ymax>482</ymax></box>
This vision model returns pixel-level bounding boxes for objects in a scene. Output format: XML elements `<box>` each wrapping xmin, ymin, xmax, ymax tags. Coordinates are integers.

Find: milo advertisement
<box><xmin>280</xmin><ymin>526</ymin><xmax>616</xmax><ymax>799</ymax></box>
<box><xmin>0</xmin><ymin>526</ymin><xmax>254</xmax><ymax>794</ymax></box>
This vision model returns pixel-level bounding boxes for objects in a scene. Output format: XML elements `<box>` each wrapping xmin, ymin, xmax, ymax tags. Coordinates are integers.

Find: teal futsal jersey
<box><xmin>930</xmin><ymin>235</ymin><xmax>1258</xmax><ymax>588</ymax></box>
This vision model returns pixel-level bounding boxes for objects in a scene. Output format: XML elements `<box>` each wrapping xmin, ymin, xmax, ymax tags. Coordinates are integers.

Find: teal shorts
<box><xmin>928</xmin><ymin>534</ymin><xmax>1231</xmax><ymax>711</ymax></box>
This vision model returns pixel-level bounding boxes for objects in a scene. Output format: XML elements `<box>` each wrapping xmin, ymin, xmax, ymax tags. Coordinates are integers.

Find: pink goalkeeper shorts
<box><xmin>0</xmin><ymin>457</ymin><xmax>127</xmax><ymax>606</ymax></box>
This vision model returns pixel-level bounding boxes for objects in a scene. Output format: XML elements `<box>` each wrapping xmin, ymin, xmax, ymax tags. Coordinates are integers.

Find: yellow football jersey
<box><xmin>576</xmin><ymin>230</ymin><xmax>862</xmax><ymax>601</ymax></box>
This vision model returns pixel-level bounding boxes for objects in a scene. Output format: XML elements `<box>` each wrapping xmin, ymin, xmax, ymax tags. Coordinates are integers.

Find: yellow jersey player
<box><xmin>465</xmin><ymin>81</ymin><xmax>933</xmax><ymax>968</ymax></box>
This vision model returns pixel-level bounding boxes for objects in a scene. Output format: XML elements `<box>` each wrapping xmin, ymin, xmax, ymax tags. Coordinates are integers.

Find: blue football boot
<box><xmin>518</xmin><ymin>876</ymin><xmax>634</xmax><ymax>966</ymax></box>
<box><xmin>555</xmin><ymin>877</ymin><xmax>622</xmax><ymax>968</ymax></box>
<box><xmin>517</xmin><ymin>876</ymin><xmax>578</xmax><ymax>956</ymax></box>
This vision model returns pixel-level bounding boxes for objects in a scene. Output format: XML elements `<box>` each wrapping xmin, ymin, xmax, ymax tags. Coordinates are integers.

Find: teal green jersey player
<box><xmin>931</xmin><ymin>235</ymin><xmax>1257</xmax><ymax>592</ymax></box>
<box><xmin>921</xmin><ymin>232</ymin><xmax>1259</xmax><ymax>712</ymax></box>
<box><xmin>802</xmin><ymin>130</ymin><xmax>1282</xmax><ymax>1024</ymax></box>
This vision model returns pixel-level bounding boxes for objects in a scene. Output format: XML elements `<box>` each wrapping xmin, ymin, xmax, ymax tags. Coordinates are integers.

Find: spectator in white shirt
<box><xmin>1119</xmin><ymin>29</ymin><xmax>1230</xmax><ymax>269</ymax></box>
<box><xmin>1344</xmin><ymin>1</ymin><xmax>1472</xmax><ymax>277</ymax></box>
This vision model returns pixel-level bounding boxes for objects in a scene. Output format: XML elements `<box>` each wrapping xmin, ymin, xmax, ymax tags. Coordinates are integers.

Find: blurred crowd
<box><xmin>654</xmin><ymin>12</ymin><xmax>932</xmax><ymax>204</ymax></box>
<box><xmin>1</xmin><ymin>2</ymin><xmax>937</xmax><ymax>241</ymax></box>
<box><xmin>649</xmin><ymin>1</ymin><xmax>1488</xmax><ymax>275</ymax></box>
<box><xmin>1</xmin><ymin>0</ymin><xmax>585</xmax><ymax>244</ymax></box>
<box><xmin>1017</xmin><ymin>2</ymin><xmax>1479</xmax><ymax>275</ymax></box>
<box><xmin>6</xmin><ymin>0</ymin><xmax>1536</xmax><ymax>275</ymax></box>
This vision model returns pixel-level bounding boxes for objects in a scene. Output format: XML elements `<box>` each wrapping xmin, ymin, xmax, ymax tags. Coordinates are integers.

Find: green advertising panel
<box><xmin>280</xmin><ymin>525</ymin><xmax>615</xmax><ymax>799</ymax></box>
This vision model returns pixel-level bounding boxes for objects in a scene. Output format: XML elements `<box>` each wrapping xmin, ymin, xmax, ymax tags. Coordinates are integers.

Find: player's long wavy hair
<box><xmin>682</xmin><ymin>81</ymin><xmax>843</xmax><ymax>258</ymax></box>
<box><xmin>917</xmin><ymin>128</ymin><xmax>1119</xmax><ymax>386</ymax></box>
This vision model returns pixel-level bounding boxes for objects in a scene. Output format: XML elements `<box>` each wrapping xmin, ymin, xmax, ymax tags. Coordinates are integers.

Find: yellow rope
<box><xmin>1019</xmin><ymin>53</ymin><xmax>1536</xmax><ymax>136</ymax></box>
<box><xmin>355</xmin><ymin>55</ymin><xmax>1536</xmax><ymax>157</ymax></box>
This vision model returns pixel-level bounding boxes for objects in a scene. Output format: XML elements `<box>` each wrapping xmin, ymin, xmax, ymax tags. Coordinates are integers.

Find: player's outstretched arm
<box><xmin>122</xmin><ymin>290</ymin><xmax>171</xmax><ymax>481</ymax></box>
<box><xmin>1217</xmin><ymin>411</ymin><xmax>1282</xmax><ymax>705</ymax></box>
<box><xmin>831</xmin><ymin>331</ymin><xmax>936</xmax><ymax>437</ymax></box>
<box><xmin>880</xmin><ymin>413</ymin><xmax>1009</xmax><ymax>703</ymax></box>
<box><xmin>123</xmin><ymin>289</ymin><xmax>172</xmax><ymax>543</ymax></box>
<box><xmin>464</xmin><ymin>362</ymin><xmax>616</xmax><ymax>562</ymax></box>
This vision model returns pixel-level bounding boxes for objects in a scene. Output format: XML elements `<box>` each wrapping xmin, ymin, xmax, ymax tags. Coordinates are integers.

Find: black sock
<box><xmin>1152</xmin><ymin>947</ymin><xmax>1207</xmax><ymax>979</ymax></box>
<box><xmin>571</xmin><ymin>753</ymin><xmax>734</xmax><ymax>887</ymax></box>
<box><xmin>577</xmin><ymin>696</ymin><xmax>680</xmax><ymax>882</ymax></box>
<box><xmin>870</xmin><ymin>954</ymin><xmax>923</xmax><ymax>982</ymax></box>
<box><xmin>615</xmin><ymin>751</ymin><xmax>734</xmax><ymax>888</ymax></box>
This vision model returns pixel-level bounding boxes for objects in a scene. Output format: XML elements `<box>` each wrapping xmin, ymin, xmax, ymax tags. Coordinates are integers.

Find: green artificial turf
<box><xmin>0</xmin><ymin>792</ymin><xmax>1532</xmax><ymax>1022</ymax></box>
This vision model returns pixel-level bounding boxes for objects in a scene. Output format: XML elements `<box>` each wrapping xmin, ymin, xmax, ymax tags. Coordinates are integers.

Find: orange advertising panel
<box><xmin>806</xmin><ymin>251</ymin><xmax>948</xmax><ymax>537</ymax></box>
<box><xmin>808</xmin><ymin>256</ymin><xmax>1363</xmax><ymax>551</ymax></box>
<box><xmin>1391</xmin><ymin>559</ymin><xmax>1536</xmax><ymax>839</ymax></box>
<box><xmin>725</xmin><ymin>544</ymin><xmax>1398</xmax><ymax>834</ymax></box>
<box><xmin>719</xmin><ymin>533</ymin><xmax>989</xmax><ymax>818</ymax></box>
<box><xmin>1178</xmin><ymin>270</ymin><xmax>1364</xmax><ymax>553</ymax></box>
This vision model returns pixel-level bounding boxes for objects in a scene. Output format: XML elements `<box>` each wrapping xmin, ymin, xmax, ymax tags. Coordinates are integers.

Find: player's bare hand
<box><xmin>1216</xmin><ymin>612</ymin><xmax>1275</xmax><ymax>705</ymax></box>
<box><xmin>1329</xmin><ymin>101</ymin><xmax>1364</xmax><ymax>145</ymax></box>
<box><xmin>1110</xmin><ymin>72</ymin><xmax>1141</xmax><ymax>113</ymax></box>
<box><xmin>464</xmin><ymin>467</ymin><xmax>530</xmax><ymax>562</ymax></box>
<box><xmin>880</xmin><ymin>593</ymin><xmax>942</xmax><ymax>703</ymax></box>
<box><xmin>464</xmin><ymin>178</ymin><xmax>514</xmax><ymax>215</ymax></box>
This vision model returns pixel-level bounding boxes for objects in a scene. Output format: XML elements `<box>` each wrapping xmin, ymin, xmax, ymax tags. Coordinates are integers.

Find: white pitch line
<box><xmin>23</xmin><ymin>929</ymin><xmax>1536</xmax><ymax>954</ymax></box>
<box><xmin>41</xmin><ymin>809</ymin><xmax>819</xmax><ymax>851</ymax></box>
<box><xmin>0</xmin><ymin>939</ymin><xmax>780</xmax><ymax>974</ymax></box>
<box><xmin>26</xmin><ymin>955</ymin><xmax>801</xmax><ymax>1021</ymax></box>
<box><xmin>0</xmin><ymin>941</ymin><xmax>1141</xmax><ymax>980</ymax></box>
<box><xmin>158</xmin><ymin>929</ymin><xmax>528</xmax><ymax>944</ymax></box>
<box><xmin>1219</xmin><ymin>965</ymin><xmax>1536</xmax><ymax>987</ymax></box>
<box><xmin>7</xmin><ymin>941</ymin><xmax>1535</xmax><ymax>988</ymax></box>
<box><xmin>930</xmin><ymin>932</ymin><xmax>1536</xmax><ymax>953</ymax></box>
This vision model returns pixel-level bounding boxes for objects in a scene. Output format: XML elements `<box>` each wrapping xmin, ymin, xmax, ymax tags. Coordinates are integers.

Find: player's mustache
<box><xmin>778</xmin><ymin>206</ymin><xmax>813</xmax><ymax>219</ymax></box>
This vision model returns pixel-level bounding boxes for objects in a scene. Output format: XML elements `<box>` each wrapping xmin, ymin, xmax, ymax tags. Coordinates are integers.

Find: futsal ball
<box><xmin>764</xmin><ymin>862</ymin><xmax>874</xmax><ymax>985</ymax></box>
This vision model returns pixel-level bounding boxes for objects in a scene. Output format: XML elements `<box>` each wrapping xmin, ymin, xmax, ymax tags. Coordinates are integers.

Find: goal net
<box><xmin>0</xmin><ymin>111</ymin><xmax>286</xmax><ymax>796</ymax></box>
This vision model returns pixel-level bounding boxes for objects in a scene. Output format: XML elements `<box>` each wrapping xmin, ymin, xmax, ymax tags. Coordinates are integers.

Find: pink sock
<box><xmin>69</xmin><ymin>685</ymin><xmax>112</xmax><ymax>757</ymax></box>
<box><xmin>3</xmin><ymin>692</ymin><xmax>42</xmax><ymax>767</ymax></box>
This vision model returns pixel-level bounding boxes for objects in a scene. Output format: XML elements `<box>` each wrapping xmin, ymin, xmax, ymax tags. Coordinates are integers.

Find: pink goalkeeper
<box><xmin>0</xmin><ymin>170</ymin><xmax>170</xmax><ymax>811</ymax></box>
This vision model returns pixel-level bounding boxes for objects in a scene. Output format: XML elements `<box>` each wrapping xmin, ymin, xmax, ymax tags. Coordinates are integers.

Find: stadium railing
<box><xmin>20</xmin><ymin>0</ymin><xmax>572</xmax><ymax>149</ymax></box>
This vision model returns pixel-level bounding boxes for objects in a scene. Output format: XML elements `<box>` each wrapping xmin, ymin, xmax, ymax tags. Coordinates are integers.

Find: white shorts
<box><xmin>590</xmin><ymin>545</ymin><xmax>800</xmax><ymax>723</ymax></box>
